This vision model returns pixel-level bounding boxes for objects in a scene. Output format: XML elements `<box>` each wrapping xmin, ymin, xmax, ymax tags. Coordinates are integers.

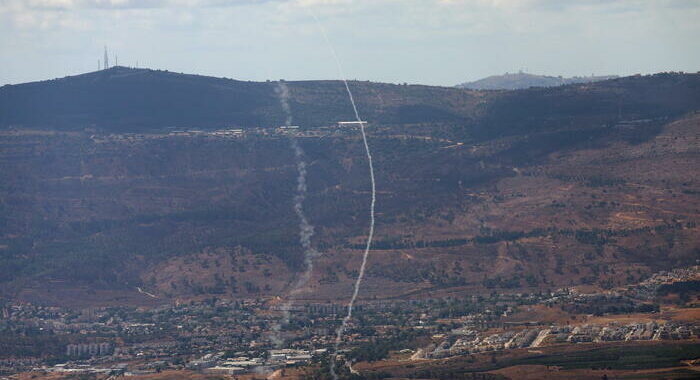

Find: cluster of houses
<box><xmin>629</xmin><ymin>265</ymin><xmax>700</xmax><ymax>300</ymax></box>
<box><xmin>88</xmin><ymin>121</ymin><xmax>370</xmax><ymax>143</ymax></box>
<box><xmin>185</xmin><ymin>348</ymin><xmax>320</xmax><ymax>375</ymax></box>
<box><xmin>65</xmin><ymin>343</ymin><xmax>113</xmax><ymax>358</ymax></box>
<box><xmin>425</xmin><ymin>320</ymin><xmax>699</xmax><ymax>359</ymax></box>
<box><xmin>2</xmin><ymin>264</ymin><xmax>698</xmax><ymax>377</ymax></box>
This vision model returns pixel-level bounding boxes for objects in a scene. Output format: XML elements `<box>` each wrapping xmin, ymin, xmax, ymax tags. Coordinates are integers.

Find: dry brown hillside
<box><xmin>1</xmin><ymin>72</ymin><xmax>699</xmax><ymax>307</ymax></box>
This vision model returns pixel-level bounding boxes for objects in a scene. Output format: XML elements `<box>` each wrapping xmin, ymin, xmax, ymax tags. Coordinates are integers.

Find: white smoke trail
<box><xmin>275</xmin><ymin>81</ymin><xmax>293</xmax><ymax>127</ymax></box>
<box><xmin>269</xmin><ymin>82</ymin><xmax>321</xmax><ymax>348</ymax></box>
<box><xmin>308</xmin><ymin>13</ymin><xmax>378</xmax><ymax>380</ymax></box>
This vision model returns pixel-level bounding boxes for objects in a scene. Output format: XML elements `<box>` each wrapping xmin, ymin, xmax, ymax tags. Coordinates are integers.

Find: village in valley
<box><xmin>1</xmin><ymin>265</ymin><xmax>698</xmax><ymax>378</ymax></box>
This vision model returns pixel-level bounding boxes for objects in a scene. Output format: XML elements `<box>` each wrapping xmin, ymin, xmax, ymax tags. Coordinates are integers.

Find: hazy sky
<box><xmin>1</xmin><ymin>0</ymin><xmax>699</xmax><ymax>86</ymax></box>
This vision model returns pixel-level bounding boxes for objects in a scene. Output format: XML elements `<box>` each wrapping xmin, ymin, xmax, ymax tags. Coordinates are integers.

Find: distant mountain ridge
<box><xmin>457</xmin><ymin>71</ymin><xmax>619</xmax><ymax>90</ymax></box>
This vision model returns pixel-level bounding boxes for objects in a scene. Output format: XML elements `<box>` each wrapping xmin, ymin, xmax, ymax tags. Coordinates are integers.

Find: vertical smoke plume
<box><xmin>308</xmin><ymin>13</ymin><xmax>378</xmax><ymax>380</ymax></box>
<box><xmin>269</xmin><ymin>82</ymin><xmax>320</xmax><ymax>348</ymax></box>
<box><xmin>276</xmin><ymin>81</ymin><xmax>293</xmax><ymax>127</ymax></box>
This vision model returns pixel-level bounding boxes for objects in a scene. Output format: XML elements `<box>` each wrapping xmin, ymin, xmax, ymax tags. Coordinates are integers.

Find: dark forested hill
<box><xmin>1</xmin><ymin>68</ymin><xmax>699</xmax><ymax>139</ymax></box>
<box><xmin>0</xmin><ymin>67</ymin><xmax>481</xmax><ymax>132</ymax></box>
<box><xmin>0</xmin><ymin>67</ymin><xmax>279</xmax><ymax>131</ymax></box>
<box><xmin>1</xmin><ymin>70</ymin><xmax>699</xmax><ymax>307</ymax></box>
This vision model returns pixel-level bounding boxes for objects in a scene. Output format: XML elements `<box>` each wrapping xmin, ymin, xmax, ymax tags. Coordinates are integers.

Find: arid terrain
<box><xmin>0</xmin><ymin>70</ymin><xmax>699</xmax><ymax>307</ymax></box>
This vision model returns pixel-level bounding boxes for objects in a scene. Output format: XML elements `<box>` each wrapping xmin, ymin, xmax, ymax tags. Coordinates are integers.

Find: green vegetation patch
<box><xmin>515</xmin><ymin>343</ymin><xmax>700</xmax><ymax>370</ymax></box>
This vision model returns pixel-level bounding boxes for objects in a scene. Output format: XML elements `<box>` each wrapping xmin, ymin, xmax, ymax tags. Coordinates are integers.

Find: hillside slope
<box><xmin>0</xmin><ymin>72</ymin><xmax>699</xmax><ymax>307</ymax></box>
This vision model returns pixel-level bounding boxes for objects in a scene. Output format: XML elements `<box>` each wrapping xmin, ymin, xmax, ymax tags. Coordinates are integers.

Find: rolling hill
<box><xmin>457</xmin><ymin>72</ymin><xmax>619</xmax><ymax>90</ymax></box>
<box><xmin>0</xmin><ymin>66</ymin><xmax>481</xmax><ymax>132</ymax></box>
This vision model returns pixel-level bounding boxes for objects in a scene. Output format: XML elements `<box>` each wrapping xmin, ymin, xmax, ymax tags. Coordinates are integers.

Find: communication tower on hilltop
<box><xmin>103</xmin><ymin>46</ymin><xmax>109</xmax><ymax>69</ymax></box>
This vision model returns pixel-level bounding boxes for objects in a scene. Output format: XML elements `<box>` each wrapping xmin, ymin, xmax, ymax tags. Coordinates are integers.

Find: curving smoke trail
<box><xmin>269</xmin><ymin>82</ymin><xmax>321</xmax><ymax>348</ymax></box>
<box><xmin>308</xmin><ymin>13</ymin><xmax>378</xmax><ymax>380</ymax></box>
